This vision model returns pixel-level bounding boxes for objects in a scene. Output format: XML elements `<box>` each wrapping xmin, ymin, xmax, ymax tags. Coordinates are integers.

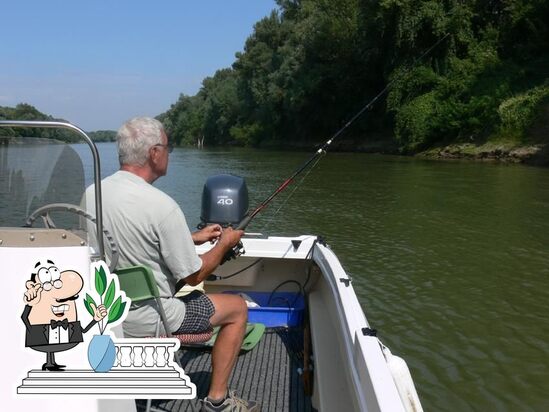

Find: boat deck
<box><xmin>138</xmin><ymin>328</ymin><xmax>314</xmax><ymax>412</ymax></box>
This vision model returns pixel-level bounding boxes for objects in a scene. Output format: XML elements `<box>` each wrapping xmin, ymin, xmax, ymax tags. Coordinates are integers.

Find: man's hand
<box><xmin>185</xmin><ymin>227</ymin><xmax>245</xmax><ymax>286</ymax></box>
<box><xmin>90</xmin><ymin>303</ymin><xmax>108</xmax><ymax>322</ymax></box>
<box><xmin>192</xmin><ymin>224</ymin><xmax>223</xmax><ymax>245</ymax></box>
<box><xmin>24</xmin><ymin>282</ymin><xmax>42</xmax><ymax>306</ymax></box>
<box><xmin>218</xmin><ymin>227</ymin><xmax>244</xmax><ymax>249</ymax></box>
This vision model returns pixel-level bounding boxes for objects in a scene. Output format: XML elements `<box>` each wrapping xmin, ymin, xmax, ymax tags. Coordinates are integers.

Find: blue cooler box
<box><xmin>227</xmin><ymin>291</ymin><xmax>305</xmax><ymax>327</ymax></box>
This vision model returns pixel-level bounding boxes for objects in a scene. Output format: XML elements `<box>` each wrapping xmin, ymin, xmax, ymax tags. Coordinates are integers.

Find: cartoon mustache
<box><xmin>55</xmin><ymin>294</ymin><xmax>79</xmax><ymax>303</ymax></box>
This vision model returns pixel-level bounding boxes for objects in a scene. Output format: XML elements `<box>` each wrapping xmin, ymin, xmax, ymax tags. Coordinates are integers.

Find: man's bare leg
<box><xmin>206</xmin><ymin>293</ymin><xmax>248</xmax><ymax>400</ymax></box>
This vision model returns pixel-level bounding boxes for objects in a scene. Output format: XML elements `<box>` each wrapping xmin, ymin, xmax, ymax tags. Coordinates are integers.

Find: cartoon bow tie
<box><xmin>50</xmin><ymin>319</ymin><xmax>69</xmax><ymax>330</ymax></box>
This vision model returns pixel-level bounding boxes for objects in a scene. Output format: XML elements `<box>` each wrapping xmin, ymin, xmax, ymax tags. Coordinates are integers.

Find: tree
<box><xmin>157</xmin><ymin>0</ymin><xmax>549</xmax><ymax>151</ymax></box>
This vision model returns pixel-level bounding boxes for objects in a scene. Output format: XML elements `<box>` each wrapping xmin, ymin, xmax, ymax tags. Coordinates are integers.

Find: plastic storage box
<box><xmin>226</xmin><ymin>291</ymin><xmax>305</xmax><ymax>327</ymax></box>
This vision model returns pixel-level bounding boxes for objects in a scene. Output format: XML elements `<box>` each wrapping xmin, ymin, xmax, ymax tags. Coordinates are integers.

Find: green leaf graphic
<box><xmin>108</xmin><ymin>296</ymin><xmax>122</xmax><ymax>323</ymax></box>
<box><xmin>84</xmin><ymin>293</ymin><xmax>97</xmax><ymax>317</ymax></box>
<box><xmin>95</xmin><ymin>266</ymin><xmax>107</xmax><ymax>295</ymax></box>
<box><xmin>104</xmin><ymin>280</ymin><xmax>116</xmax><ymax>309</ymax></box>
<box><xmin>108</xmin><ymin>301</ymin><xmax>126</xmax><ymax>325</ymax></box>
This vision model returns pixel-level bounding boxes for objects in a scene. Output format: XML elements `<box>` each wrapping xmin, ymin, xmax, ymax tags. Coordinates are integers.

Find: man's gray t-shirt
<box><xmin>85</xmin><ymin>171</ymin><xmax>202</xmax><ymax>337</ymax></box>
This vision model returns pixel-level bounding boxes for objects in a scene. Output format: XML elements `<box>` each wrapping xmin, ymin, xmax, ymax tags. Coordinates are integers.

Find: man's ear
<box><xmin>26</xmin><ymin>280</ymin><xmax>37</xmax><ymax>290</ymax></box>
<box><xmin>149</xmin><ymin>147</ymin><xmax>159</xmax><ymax>164</ymax></box>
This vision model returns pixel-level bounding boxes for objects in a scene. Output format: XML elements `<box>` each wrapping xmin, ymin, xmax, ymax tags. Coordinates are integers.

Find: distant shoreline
<box><xmin>247</xmin><ymin>137</ymin><xmax>549</xmax><ymax>167</ymax></box>
<box><xmin>416</xmin><ymin>143</ymin><xmax>549</xmax><ymax>166</ymax></box>
<box><xmin>80</xmin><ymin>133</ymin><xmax>549</xmax><ymax>167</ymax></box>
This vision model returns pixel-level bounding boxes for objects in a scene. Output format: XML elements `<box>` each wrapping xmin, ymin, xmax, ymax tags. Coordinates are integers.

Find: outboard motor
<box><xmin>199</xmin><ymin>174</ymin><xmax>249</xmax><ymax>228</ymax></box>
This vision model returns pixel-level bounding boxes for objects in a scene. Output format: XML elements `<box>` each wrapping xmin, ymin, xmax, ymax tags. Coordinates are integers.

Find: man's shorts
<box><xmin>174</xmin><ymin>291</ymin><xmax>215</xmax><ymax>334</ymax></box>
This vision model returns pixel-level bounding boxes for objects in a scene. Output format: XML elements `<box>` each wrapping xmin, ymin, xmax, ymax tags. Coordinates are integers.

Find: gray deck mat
<box><xmin>137</xmin><ymin>328</ymin><xmax>314</xmax><ymax>412</ymax></box>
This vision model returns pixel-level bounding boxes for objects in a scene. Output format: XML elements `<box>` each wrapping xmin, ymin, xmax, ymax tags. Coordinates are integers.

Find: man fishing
<box><xmin>84</xmin><ymin>117</ymin><xmax>258</xmax><ymax>411</ymax></box>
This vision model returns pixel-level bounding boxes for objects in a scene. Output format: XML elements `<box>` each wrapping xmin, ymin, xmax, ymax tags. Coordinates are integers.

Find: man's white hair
<box><xmin>117</xmin><ymin>117</ymin><xmax>165</xmax><ymax>166</ymax></box>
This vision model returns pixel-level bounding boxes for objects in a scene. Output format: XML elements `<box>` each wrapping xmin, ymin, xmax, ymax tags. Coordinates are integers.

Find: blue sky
<box><xmin>0</xmin><ymin>1</ymin><xmax>276</xmax><ymax>131</ymax></box>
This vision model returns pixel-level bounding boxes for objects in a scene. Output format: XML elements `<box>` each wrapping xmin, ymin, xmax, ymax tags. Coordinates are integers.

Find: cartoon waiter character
<box><xmin>21</xmin><ymin>260</ymin><xmax>107</xmax><ymax>371</ymax></box>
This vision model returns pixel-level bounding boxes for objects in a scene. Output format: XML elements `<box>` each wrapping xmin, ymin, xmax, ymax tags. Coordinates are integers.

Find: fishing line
<box><xmin>260</xmin><ymin>150</ymin><xmax>326</xmax><ymax>233</ymax></box>
<box><xmin>223</xmin><ymin>32</ymin><xmax>451</xmax><ymax>261</ymax></box>
<box><xmin>236</xmin><ymin>33</ymin><xmax>450</xmax><ymax>233</ymax></box>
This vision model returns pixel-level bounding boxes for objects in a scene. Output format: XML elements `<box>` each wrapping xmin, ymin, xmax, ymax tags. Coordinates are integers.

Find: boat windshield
<box><xmin>0</xmin><ymin>134</ymin><xmax>86</xmax><ymax>230</ymax></box>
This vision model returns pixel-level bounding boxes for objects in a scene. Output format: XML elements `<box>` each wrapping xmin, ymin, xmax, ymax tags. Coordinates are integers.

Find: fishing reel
<box><xmin>222</xmin><ymin>239</ymin><xmax>245</xmax><ymax>264</ymax></box>
<box><xmin>198</xmin><ymin>174</ymin><xmax>249</xmax><ymax>264</ymax></box>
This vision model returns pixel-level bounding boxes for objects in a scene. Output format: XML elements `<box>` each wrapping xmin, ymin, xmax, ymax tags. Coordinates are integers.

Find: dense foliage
<box><xmin>88</xmin><ymin>130</ymin><xmax>117</xmax><ymax>142</ymax></box>
<box><xmin>0</xmin><ymin>104</ymin><xmax>115</xmax><ymax>142</ymax></box>
<box><xmin>159</xmin><ymin>0</ymin><xmax>549</xmax><ymax>151</ymax></box>
<box><xmin>0</xmin><ymin>103</ymin><xmax>74</xmax><ymax>142</ymax></box>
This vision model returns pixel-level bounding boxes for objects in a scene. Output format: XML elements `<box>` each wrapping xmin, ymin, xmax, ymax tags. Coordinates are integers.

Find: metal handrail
<box><xmin>0</xmin><ymin>120</ymin><xmax>105</xmax><ymax>261</ymax></box>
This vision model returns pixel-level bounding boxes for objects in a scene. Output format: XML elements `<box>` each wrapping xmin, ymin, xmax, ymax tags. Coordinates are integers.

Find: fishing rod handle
<box><xmin>236</xmin><ymin>214</ymin><xmax>253</xmax><ymax>230</ymax></box>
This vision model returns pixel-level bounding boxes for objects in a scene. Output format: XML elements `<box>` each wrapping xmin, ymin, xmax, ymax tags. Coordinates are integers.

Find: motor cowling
<box><xmin>199</xmin><ymin>174</ymin><xmax>248</xmax><ymax>228</ymax></box>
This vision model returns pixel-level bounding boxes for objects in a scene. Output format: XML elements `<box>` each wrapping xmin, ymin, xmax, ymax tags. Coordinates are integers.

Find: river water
<box><xmin>78</xmin><ymin>143</ymin><xmax>549</xmax><ymax>411</ymax></box>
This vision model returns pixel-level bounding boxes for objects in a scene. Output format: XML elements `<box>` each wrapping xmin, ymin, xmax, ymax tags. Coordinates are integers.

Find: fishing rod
<box><xmin>224</xmin><ymin>32</ymin><xmax>450</xmax><ymax>260</ymax></box>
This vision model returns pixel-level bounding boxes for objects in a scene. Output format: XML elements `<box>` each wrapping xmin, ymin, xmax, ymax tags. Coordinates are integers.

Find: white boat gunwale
<box><xmin>313</xmin><ymin>240</ymin><xmax>407</xmax><ymax>412</ymax></box>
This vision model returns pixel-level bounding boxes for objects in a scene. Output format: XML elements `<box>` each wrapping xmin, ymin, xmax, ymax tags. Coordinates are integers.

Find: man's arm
<box><xmin>21</xmin><ymin>305</ymin><xmax>32</xmax><ymax>331</ymax></box>
<box><xmin>182</xmin><ymin>227</ymin><xmax>243</xmax><ymax>287</ymax></box>
<box><xmin>82</xmin><ymin>319</ymin><xmax>98</xmax><ymax>334</ymax></box>
<box><xmin>21</xmin><ymin>281</ymin><xmax>42</xmax><ymax>331</ymax></box>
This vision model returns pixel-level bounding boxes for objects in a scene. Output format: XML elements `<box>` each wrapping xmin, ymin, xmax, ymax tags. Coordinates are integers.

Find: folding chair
<box><xmin>116</xmin><ymin>265</ymin><xmax>215</xmax><ymax>340</ymax></box>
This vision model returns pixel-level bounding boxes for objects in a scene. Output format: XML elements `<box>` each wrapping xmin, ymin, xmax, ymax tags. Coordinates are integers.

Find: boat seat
<box><xmin>158</xmin><ymin>327</ymin><xmax>215</xmax><ymax>343</ymax></box>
